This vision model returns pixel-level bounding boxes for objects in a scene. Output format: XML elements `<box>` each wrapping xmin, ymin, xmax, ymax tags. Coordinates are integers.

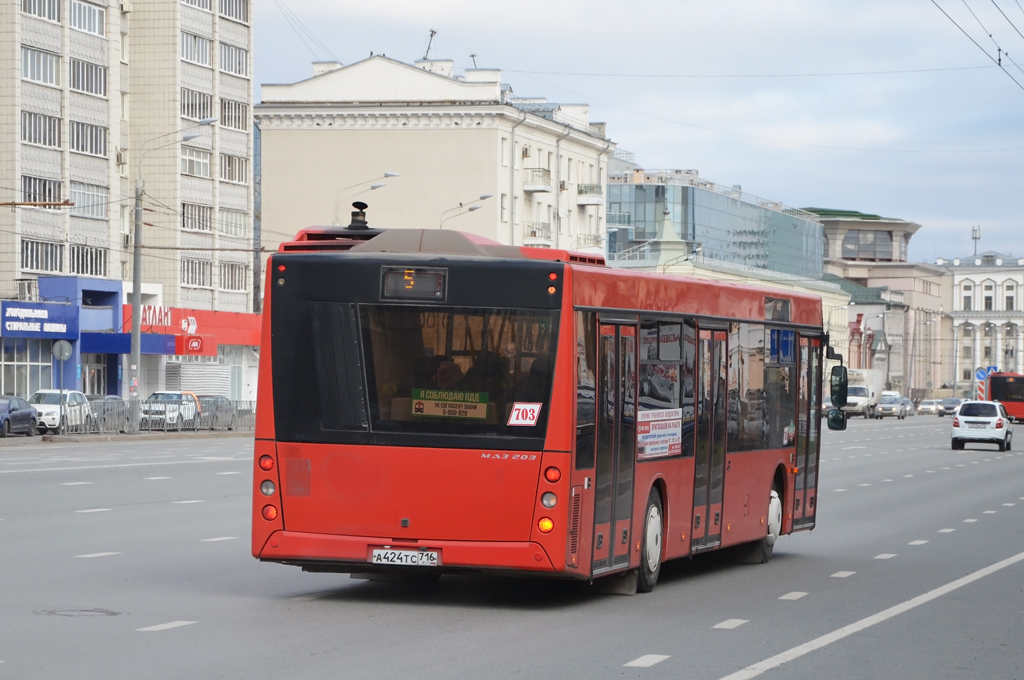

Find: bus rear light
<box><xmin>258</xmin><ymin>455</ymin><xmax>274</xmax><ymax>471</ymax></box>
<box><xmin>277</xmin><ymin>264</ymin><xmax>286</xmax><ymax>272</ymax></box>
<box><xmin>996</xmin><ymin>419</ymin><xmax>1004</xmax><ymax>429</ymax></box>
<box><xmin>548</xmin><ymin>272</ymin><xmax>557</xmax><ymax>280</ymax></box>
<box><xmin>544</xmin><ymin>467</ymin><xmax>561</xmax><ymax>483</ymax></box>
<box><xmin>547</xmin><ymin>286</ymin><xmax>557</xmax><ymax>295</ymax></box>
<box><xmin>260</xmin><ymin>480</ymin><xmax>276</xmax><ymax>496</ymax></box>
<box><xmin>261</xmin><ymin>505</ymin><xmax>278</xmax><ymax>521</ymax></box>
<box><xmin>538</xmin><ymin>517</ymin><xmax>554</xmax><ymax>533</ymax></box>
<box><xmin>541</xmin><ymin>492</ymin><xmax>557</xmax><ymax>508</ymax></box>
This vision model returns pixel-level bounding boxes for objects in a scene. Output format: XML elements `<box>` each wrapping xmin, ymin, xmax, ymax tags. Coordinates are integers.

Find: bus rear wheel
<box><xmin>638</xmin><ymin>488</ymin><xmax>663</xmax><ymax>593</ymax></box>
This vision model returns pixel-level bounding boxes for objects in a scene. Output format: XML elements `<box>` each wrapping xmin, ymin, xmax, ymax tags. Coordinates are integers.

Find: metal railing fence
<box><xmin>38</xmin><ymin>400</ymin><xmax>256</xmax><ymax>435</ymax></box>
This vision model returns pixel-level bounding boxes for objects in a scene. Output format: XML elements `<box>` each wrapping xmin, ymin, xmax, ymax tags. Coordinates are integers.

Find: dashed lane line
<box><xmin>983</xmin><ymin>510</ymin><xmax>998</xmax><ymax>514</ymax></box>
<box><xmin>938</xmin><ymin>528</ymin><xmax>956</xmax><ymax>533</ymax></box>
<box><xmin>75</xmin><ymin>552</ymin><xmax>120</xmax><ymax>558</ymax></box>
<box><xmin>0</xmin><ymin>458</ymin><xmax>250</xmax><ymax>475</ymax></box>
<box><xmin>201</xmin><ymin>537</ymin><xmax>237</xmax><ymax>542</ymax></box>
<box><xmin>172</xmin><ymin>500</ymin><xmax>205</xmax><ymax>504</ymax></box>
<box><xmin>216</xmin><ymin>471</ymin><xmax>240</xmax><ymax>475</ymax></box>
<box><xmin>136</xmin><ymin>621</ymin><xmax>197</xmax><ymax>632</ymax></box>
<box><xmin>874</xmin><ymin>554</ymin><xmax>897</xmax><ymax>560</ymax></box>
<box><xmin>779</xmin><ymin>592</ymin><xmax>807</xmax><ymax>600</ymax></box>
<box><xmin>75</xmin><ymin>508</ymin><xmax>111</xmax><ymax>513</ymax></box>
<box><xmin>145</xmin><ymin>476</ymin><xmax>171</xmax><ymax>480</ymax></box>
<box><xmin>830</xmin><ymin>571</ymin><xmax>855</xmax><ymax>578</ymax></box>
<box><xmin>1004</xmin><ymin>503</ymin><xmax>1016</xmax><ymax>507</ymax></box>
<box><xmin>908</xmin><ymin>540</ymin><xmax>929</xmax><ymax>546</ymax></box>
<box><xmin>963</xmin><ymin>519</ymin><xmax>978</xmax><ymax>523</ymax></box>
<box><xmin>624</xmin><ymin>655</ymin><xmax>671</xmax><ymax>668</ymax></box>
<box><xmin>716</xmin><ymin>550</ymin><xmax>1024</xmax><ymax>680</ymax></box>
<box><xmin>714</xmin><ymin>619</ymin><xmax>749</xmax><ymax>630</ymax></box>
<box><xmin>60</xmin><ymin>482</ymin><xmax>93</xmax><ymax>486</ymax></box>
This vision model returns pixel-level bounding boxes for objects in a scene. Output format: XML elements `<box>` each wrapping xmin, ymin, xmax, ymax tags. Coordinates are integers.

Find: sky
<box><xmin>253</xmin><ymin>0</ymin><xmax>1024</xmax><ymax>263</ymax></box>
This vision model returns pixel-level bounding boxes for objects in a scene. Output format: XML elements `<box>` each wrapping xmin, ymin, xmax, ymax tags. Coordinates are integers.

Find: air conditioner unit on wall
<box><xmin>522</xmin><ymin>146</ymin><xmax>531</xmax><ymax>158</ymax></box>
<box><xmin>116</xmin><ymin>149</ymin><xmax>126</xmax><ymax>165</ymax></box>
<box><xmin>122</xmin><ymin>234</ymin><xmax>131</xmax><ymax>247</ymax></box>
<box><xmin>120</xmin><ymin>1</ymin><xmax>132</xmax><ymax>12</ymax></box>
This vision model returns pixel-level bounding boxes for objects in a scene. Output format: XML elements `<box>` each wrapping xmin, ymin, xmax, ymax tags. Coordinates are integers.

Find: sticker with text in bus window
<box><xmin>508</xmin><ymin>403</ymin><xmax>543</xmax><ymax>426</ymax></box>
<box><xmin>411</xmin><ymin>389</ymin><xmax>489</xmax><ymax>420</ymax></box>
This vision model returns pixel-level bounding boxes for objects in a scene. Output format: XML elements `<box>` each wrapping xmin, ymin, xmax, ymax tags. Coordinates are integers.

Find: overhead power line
<box><xmin>930</xmin><ymin>0</ymin><xmax>1024</xmax><ymax>92</ymax></box>
<box><xmin>503</xmin><ymin>65</ymin><xmax>997</xmax><ymax>79</ymax></box>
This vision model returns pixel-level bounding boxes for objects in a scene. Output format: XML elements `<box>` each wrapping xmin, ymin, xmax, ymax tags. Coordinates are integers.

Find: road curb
<box><xmin>40</xmin><ymin>431</ymin><xmax>254</xmax><ymax>443</ymax></box>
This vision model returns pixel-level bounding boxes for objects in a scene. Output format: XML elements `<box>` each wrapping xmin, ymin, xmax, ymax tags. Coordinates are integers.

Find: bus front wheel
<box><xmin>734</xmin><ymin>489</ymin><xmax>781</xmax><ymax>564</ymax></box>
<box><xmin>638</xmin><ymin>488</ymin><xmax>663</xmax><ymax>593</ymax></box>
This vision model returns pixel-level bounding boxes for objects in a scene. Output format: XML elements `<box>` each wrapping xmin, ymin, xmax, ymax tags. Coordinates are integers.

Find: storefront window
<box><xmin>1</xmin><ymin>338</ymin><xmax>53</xmax><ymax>397</ymax></box>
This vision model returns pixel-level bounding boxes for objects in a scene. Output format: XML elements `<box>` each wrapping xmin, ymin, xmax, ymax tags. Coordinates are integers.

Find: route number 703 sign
<box><xmin>507</xmin><ymin>402</ymin><xmax>542</xmax><ymax>426</ymax></box>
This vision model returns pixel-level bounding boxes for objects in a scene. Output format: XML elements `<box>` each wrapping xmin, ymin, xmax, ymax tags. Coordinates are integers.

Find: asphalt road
<box><xmin>1</xmin><ymin>417</ymin><xmax>1022</xmax><ymax>680</ymax></box>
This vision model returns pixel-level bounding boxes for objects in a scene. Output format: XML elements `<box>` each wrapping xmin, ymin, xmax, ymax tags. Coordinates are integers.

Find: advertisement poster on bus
<box><xmin>637</xmin><ymin>408</ymin><xmax>683</xmax><ymax>459</ymax></box>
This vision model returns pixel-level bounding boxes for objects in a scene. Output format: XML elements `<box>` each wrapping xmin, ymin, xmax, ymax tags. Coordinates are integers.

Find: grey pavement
<box><xmin>0</xmin><ymin>419</ymin><xmax>1022</xmax><ymax>679</ymax></box>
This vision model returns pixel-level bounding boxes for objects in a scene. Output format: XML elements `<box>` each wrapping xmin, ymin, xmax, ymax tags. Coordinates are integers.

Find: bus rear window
<box><xmin>990</xmin><ymin>378</ymin><xmax>1024</xmax><ymax>402</ymax></box>
<box><xmin>360</xmin><ymin>305</ymin><xmax>559</xmax><ymax>438</ymax></box>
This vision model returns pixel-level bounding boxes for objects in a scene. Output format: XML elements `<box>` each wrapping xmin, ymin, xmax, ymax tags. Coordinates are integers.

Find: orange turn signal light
<box><xmin>262</xmin><ymin>504</ymin><xmax>279</xmax><ymax>521</ymax></box>
<box><xmin>544</xmin><ymin>466</ymin><xmax>561</xmax><ymax>483</ymax></box>
<box><xmin>538</xmin><ymin>517</ymin><xmax>554</xmax><ymax>533</ymax></box>
<box><xmin>258</xmin><ymin>455</ymin><xmax>274</xmax><ymax>471</ymax></box>
<box><xmin>790</xmin><ymin>467</ymin><xmax>799</xmax><ymax>474</ymax></box>
<box><xmin>547</xmin><ymin>286</ymin><xmax>557</xmax><ymax>295</ymax></box>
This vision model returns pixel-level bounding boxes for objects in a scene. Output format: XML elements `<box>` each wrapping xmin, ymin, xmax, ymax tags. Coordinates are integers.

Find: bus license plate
<box><xmin>370</xmin><ymin>549</ymin><xmax>439</xmax><ymax>567</ymax></box>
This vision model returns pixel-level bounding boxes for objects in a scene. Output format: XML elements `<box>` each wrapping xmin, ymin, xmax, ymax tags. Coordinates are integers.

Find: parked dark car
<box><xmin>85</xmin><ymin>394</ymin><xmax>130</xmax><ymax>432</ymax></box>
<box><xmin>197</xmin><ymin>395</ymin><xmax>237</xmax><ymax>430</ymax></box>
<box><xmin>0</xmin><ymin>397</ymin><xmax>38</xmax><ymax>437</ymax></box>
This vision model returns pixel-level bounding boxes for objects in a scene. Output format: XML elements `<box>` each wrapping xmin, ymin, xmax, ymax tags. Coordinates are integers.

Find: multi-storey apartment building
<box><xmin>255</xmin><ymin>56</ymin><xmax>613</xmax><ymax>259</ymax></box>
<box><xmin>0</xmin><ymin>0</ymin><xmax>258</xmax><ymax>400</ymax></box>
<box><xmin>942</xmin><ymin>251</ymin><xmax>1024</xmax><ymax>396</ymax></box>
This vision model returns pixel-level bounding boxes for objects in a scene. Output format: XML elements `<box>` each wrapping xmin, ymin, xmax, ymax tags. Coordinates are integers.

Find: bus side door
<box><xmin>692</xmin><ymin>328</ymin><xmax>728</xmax><ymax>552</ymax></box>
<box><xmin>793</xmin><ymin>337</ymin><xmax>822</xmax><ymax>529</ymax></box>
<box><xmin>591</xmin><ymin>322</ymin><xmax>638</xmax><ymax>574</ymax></box>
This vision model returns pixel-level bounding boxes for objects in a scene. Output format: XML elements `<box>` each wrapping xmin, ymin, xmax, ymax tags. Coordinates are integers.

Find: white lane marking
<box><xmin>842</xmin><ymin>446</ymin><xmax>866</xmax><ymax>450</ymax></box>
<box><xmin>76</xmin><ymin>552</ymin><xmax>121</xmax><ymax>558</ymax></box>
<box><xmin>289</xmin><ymin>594</ymin><xmax>322</xmax><ymax>601</ymax></box>
<box><xmin>0</xmin><ymin>458</ymin><xmax>251</xmax><ymax>476</ymax></box>
<box><xmin>881</xmin><ymin>479</ymin><xmax>893</xmax><ymax>482</ymax></box>
<box><xmin>874</xmin><ymin>554</ymin><xmax>897</xmax><ymax>560</ymax></box>
<box><xmin>61</xmin><ymin>482</ymin><xmax>93</xmax><ymax>486</ymax></box>
<box><xmin>136</xmin><ymin>620</ymin><xmax>197</xmax><ymax>632</ymax></box>
<box><xmin>1004</xmin><ymin>503</ymin><xmax>1016</xmax><ymax>507</ymax></box>
<box><xmin>172</xmin><ymin>500</ymin><xmax>205</xmax><ymax>504</ymax></box>
<box><xmin>963</xmin><ymin>519</ymin><xmax>978</xmax><ymax>523</ymax></box>
<box><xmin>833</xmin><ymin>489</ymin><xmax>848</xmax><ymax>492</ymax></box>
<box><xmin>938</xmin><ymin>528</ymin><xmax>956</xmax><ymax>533</ymax></box>
<box><xmin>983</xmin><ymin>510</ymin><xmax>997</xmax><ymax>514</ymax></box>
<box><xmin>864</xmin><ymin>454</ymin><xmax>873</xmax><ymax>457</ymax></box>
<box><xmin>130</xmin><ymin>455</ymin><xmax>175</xmax><ymax>460</ymax></box>
<box><xmin>984</xmin><ymin>459</ymin><xmax>991</xmax><ymax>462</ymax></box>
<box><xmin>831</xmin><ymin>571</ymin><xmax>855</xmax><ymax>578</ymax></box>
<box><xmin>716</xmin><ymin>549</ymin><xmax>1024</xmax><ymax>680</ymax></box>
<box><xmin>902</xmin><ymin>474</ymin><xmax>914</xmax><ymax>478</ymax></box>
<box><xmin>201</xmin><ymin>537</ymin><xmax>238</xmax><ymax>542</ymax></box>
<box><xmin>624</xmin><ymin>655</ymin><xmax>671</xmax><ymax>668</ymax></box>
<box><xmin>957</xmin><ymin>464</ymin><xmax>965</xmax><ymax>467</ymax></box>
<box><xmin>858</xmin><ymin>484</ymin><xmax>871</xmax><ymax>487</ymax></box>
<box><xmin>926</xmin><ymin>470</ymin><xmax>935</xmax><ymax>473</ymax></box>
<box><xmin>216</xmin><ymin>471</ymin><xmax>240</xmax><ymax>475</ymax></box>
<box><xmin>145</xmin><ymin>476</ymin><xmax>171</xmax><ymax>480</ymax></box>
<box><xmin>908</xmin><ymin>540</ymin><xmax>929</xmax><ymax>546</ymax></box>
<box><xmin>971</xmin><ymin>461</ymin><xmax>980</xmax><ymax>464</ymax></box>
<box><xmin>714</xmin><ymin>619</ymin><xmax>749</xmax><ymax>630</ymax></box>
<box><xmin>942</xmin><ymin>467</ymin><xmax>951</xmax><ymax>470</ymax></box>
<box><xmin>779</xmin><ymin>592</ymin><xmax>808</xmax><ymax>600</ymax></box>
<box><xmin>76</xmin><ymin>508</ymin><xmax>111</xmax><ymax>513</ymax></box>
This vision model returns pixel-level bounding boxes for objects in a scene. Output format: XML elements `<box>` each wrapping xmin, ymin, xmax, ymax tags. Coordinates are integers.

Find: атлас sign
<box><xmin>0</xmin><ymin>301</ymin><xmax>79</xmax><ymax>340</ymax></box>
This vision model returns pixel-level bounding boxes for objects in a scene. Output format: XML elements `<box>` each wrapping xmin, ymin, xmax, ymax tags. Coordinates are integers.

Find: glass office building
<box><xmin>607</xmin><ymin>173</ymin><xmax>824</xmax><ymax>279</ymax></box>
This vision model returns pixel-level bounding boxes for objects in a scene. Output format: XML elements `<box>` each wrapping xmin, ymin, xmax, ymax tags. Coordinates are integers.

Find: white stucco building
<box><xmin>255</xmin><ymin>56</ymin><xmax>614</xmax><ymax>261</ymax></box>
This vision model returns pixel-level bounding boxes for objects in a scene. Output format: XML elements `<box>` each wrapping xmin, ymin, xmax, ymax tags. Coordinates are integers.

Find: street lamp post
<box><xmin>129</xmin><ymin>119</ymin><xmax>216</xmax><ymax>420</ymax></box>
<box><xmin>439</xmin><ymin>194</ymin><xmax>493</xmax><ymax>229</ymax></box>
<box><xmin>332</xmin><ymin>173</ymin><xmax>399</xmax><ymax>225</ymax></box>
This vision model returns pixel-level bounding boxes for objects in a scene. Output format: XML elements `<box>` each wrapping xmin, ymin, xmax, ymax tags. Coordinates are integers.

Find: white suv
<box><xmin>951</xmin><ymin>401</ymin><xmax>1014</xmax><ymax>451</ymax></box>
<box><xmin>28</xmin><ymin>389</ymin><xmax>92</xmax><ymax>434</ymax></box>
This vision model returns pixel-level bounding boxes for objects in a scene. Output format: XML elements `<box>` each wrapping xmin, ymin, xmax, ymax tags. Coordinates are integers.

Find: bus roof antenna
<box><xmin>423</xmin><ymin>29</ymin><xmax>437</xmax><ymax>60</ymax></box>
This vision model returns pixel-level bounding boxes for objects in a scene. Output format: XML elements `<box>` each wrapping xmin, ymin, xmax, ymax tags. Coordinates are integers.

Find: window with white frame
<box><xmin>181</xmin><ymin>147</ymin><xmax>211</xmax><ymax>177</ymax></box>
<box><xmin>181</xmin><ymin>32</ymin><xmax>211</xmax><ymax>66</ymax></box>
<box><xmin>21</xmin><ymin>111</ymin><xmax>61</xmax><ymax>148</ymax></box>
<box><xmin>219</xmin><ymin>262</ymin><xmax>247</xmax><ymax>290</ymax></box>
<box><xmin>181</xmin><ymin>0</ymin><xmax>210</xmax><ymax>9</ymax></box>
<box><xmin>219</xmin><ymin>0</ymin><xmax>248</xmax><ymax>22</ymax></box>
<box><xmin>219</xmin><ymin>154</ymin><xmax>247</xmax><ymax>183</ymax></box>
<box><xmin>181</xmin><ymin>203</ymin><xmax>213</xmax><ymax>231</ymax></box>
<box><xmin>69</xmin><ymin>244</ymin><xmax>107</xmax><ymax>277</ymax></box>
<box><xmin>22</xmin><ymin>0</ymin><xmax>60</xmax><ymax>21</ymax></box>
<box><xmin>69</xmin><ymin>121</ymin><xmax>107</xmax><ymax>157</ymax></box>
<box><xmin>70</xmin><ymin>0</ymin><xmax>105</xmax><ymax>36</ymax></box>
<box><xmin>21</xmin><ymin>175</ymin><xmax>61</xmax><ymax>208</ymax></box>
<box><xmin>181</xmin><ymin>258</ymin><xmax>213</xmax><ymax>288</ymax></box>
<box><xmin>181</xmin><ymin>88</ymin><xmax>213</xmax><ymax>120</ymax></box>
<box><xmin>220</xmin><ymin>99</ymin><xmax>248</xmax><ymax>130</ymax></box>
<box><xmin>21</xmin><ymin>47</ymin><xmax>60</xmax><ymax>86</ymax></box>
<box><xmin>21</xmin><ymin>239</ymin><xmax>63</xmax><ymax>273</ymax></box>
<box><xmin>69</xmin><ymin>59</ymin><xmax>107</xmax><ymax>96</ymax></box>
<box><xmin>70</xmin><ymin>182</ymin><xmax>108</xmax><ymax>219</ymax></box>
<box><xmin>218</xmin><ymin>209</ymin><xmax>246</xmax><ymax>236</ymax></box>
<box><xmin>219</xmin><ymin>42</ymin><xmax>248</xmax><ymax>77</ymax></box>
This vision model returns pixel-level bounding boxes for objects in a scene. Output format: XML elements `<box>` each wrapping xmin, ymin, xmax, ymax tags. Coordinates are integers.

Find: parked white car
<box><xmin>951</xmin><ymin>400</ymin><xmax>1014</xmax><ymax>451</ymax></box>
<box><xmin>27</xmin><ymin>389</ymin><xmax>92</xmax><ymax>434</ymax></box>
<box><xmin>140</xmin><ymin>391</ymin><xmax>200</xmax><ymax>429</ymax></box>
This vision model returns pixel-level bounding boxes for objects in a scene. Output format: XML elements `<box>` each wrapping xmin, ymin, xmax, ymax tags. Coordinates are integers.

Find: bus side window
<box><xmin>575</xmin><ymin>311</ymin><xmax>597</xmax><ymax>469</ymax></box>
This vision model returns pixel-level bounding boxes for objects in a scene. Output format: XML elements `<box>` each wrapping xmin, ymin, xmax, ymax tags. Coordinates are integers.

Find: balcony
<box><xmin>524</xmin><ymin>221</ymin><xmax>552</xmax><ymax>246</ymax></box>
<box><xmin>576</xmin><ymin>183</ymin><xmax>604</xmax><ymax>206</ymax></box>
<box><xmin>523</xmin><ymin>168</ymin><xmax>553</xmax><ymax>193</ymax></box>
<box><xmin>607</xmin><ymin>211</ymin><xmax>632</xmax><ymax>227</ymax></box>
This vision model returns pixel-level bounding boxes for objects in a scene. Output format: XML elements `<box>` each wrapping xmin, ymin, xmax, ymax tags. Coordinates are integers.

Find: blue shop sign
<box><xmin>1</xmin><ymin>301</ymin><xmax>79</xmax><ymax>340</ymax></box>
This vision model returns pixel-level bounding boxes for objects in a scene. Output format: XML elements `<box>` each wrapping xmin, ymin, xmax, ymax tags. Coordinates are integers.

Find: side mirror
<box><xmin>826</xmin><ymin>408</ymin><xmax>848</xmax><ymax>431</ymax></box>
<box><xmin>9</xmin><ymin>405</ymin><xmax>17</xmax><ymax>412</ymax></box>
<box><xmin>830</xmin><ymin>366</ymin><xmax>848</xmax><ymax>408</ymax></box>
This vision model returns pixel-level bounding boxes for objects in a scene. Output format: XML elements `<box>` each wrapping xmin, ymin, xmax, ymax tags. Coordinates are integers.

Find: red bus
<box><xmin>987</xmin><ymin>372</ymin><xmax>1024</xmax><ymax>422</ymax></box>
<box><xmin>252</xmin><ymin>223</ymin><xmax>826</xmax><ymax>592</ymax></box>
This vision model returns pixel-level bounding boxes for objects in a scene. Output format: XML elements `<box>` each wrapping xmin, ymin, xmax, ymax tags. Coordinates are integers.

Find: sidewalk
<box><xmin>0</xmin><ymin>431</ymin><xmax>254</xmax><ymax>446</ymax></box>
